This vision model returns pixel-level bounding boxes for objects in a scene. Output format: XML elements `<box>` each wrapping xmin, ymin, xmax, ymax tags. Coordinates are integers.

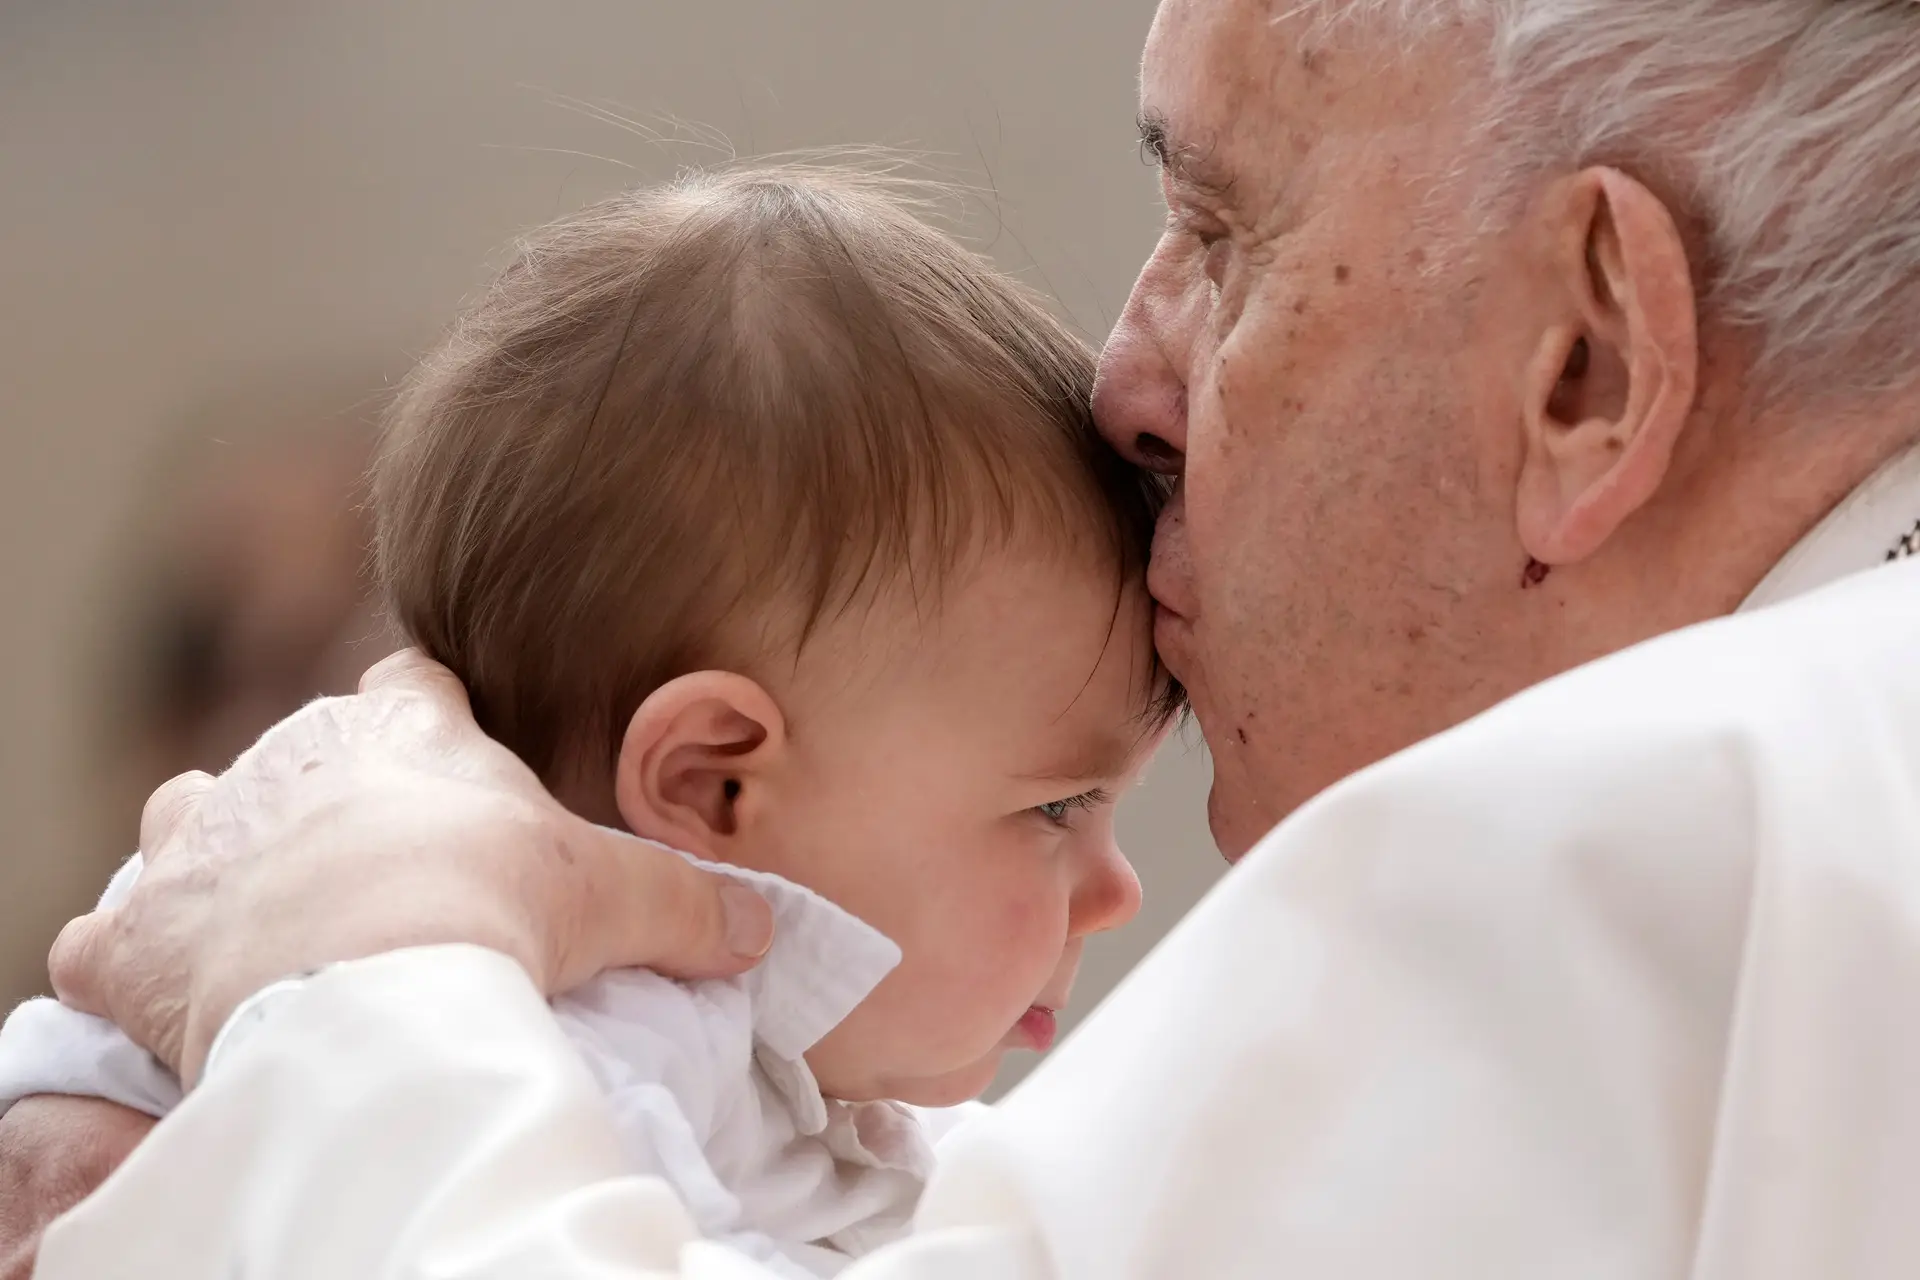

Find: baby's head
<box><xmin>374</xmin><ymin>167</ymin><xmax>1180</xmax><ymax>1105</ymax></box>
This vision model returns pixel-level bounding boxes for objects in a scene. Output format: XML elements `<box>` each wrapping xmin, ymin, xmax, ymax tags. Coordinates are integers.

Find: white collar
<box><xmin>638</xmin><ymin>843</ymin><xmax>903</xmax><ymax>1061</ymax></box>
<box><xmin>1739</xmin><ymin>440</ymin><xmax>1920</xmax><ymax>612</ymax></box>
<box><xmin>619</xmin><ymin>838</ymin><xmax>932</xmax><ymax>1176</ymax></box>
<box><xmin>660</xmin><ymin>842</ymin><xmax>936</xmax><ymax>1181</ymax></box>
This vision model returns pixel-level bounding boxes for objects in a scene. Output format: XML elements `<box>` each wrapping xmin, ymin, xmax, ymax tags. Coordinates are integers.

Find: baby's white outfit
<box><xmin>0</xmin><ymin>846</ymin><xmax>964</xmax><ymax>1278</ymax></box>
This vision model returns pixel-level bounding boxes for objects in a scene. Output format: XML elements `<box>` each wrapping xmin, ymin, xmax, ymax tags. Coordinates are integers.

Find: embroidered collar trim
<box><xmin>1889</xmin><ymin>517</ymin><xmax>1920</xmax><ymax>562</ymax></box>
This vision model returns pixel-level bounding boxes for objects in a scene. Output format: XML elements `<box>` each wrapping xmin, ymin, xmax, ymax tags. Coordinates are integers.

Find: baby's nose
<box><xmin>1068</xmin><ymin>839</ymin><xmax>1143</xmax><ymax>937</ymax></box>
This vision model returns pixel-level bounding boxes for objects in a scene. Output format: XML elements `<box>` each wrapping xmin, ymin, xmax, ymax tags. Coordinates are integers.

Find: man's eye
<box><xmin>1198</xmin><ymin>233</ymin><xmax>1229</xmax><ymax>286</ymax></box>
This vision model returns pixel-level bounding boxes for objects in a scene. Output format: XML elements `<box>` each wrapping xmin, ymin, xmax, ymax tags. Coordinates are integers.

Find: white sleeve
<box><xmin>0</xmin><ymin>853</ymin><xmax>183</xmax><ymax>1119</ymax></box>
<box><xmin>35</xmin><ymin>945</ymin><xmax>1047</xmax><ymax>1280</ymax></box>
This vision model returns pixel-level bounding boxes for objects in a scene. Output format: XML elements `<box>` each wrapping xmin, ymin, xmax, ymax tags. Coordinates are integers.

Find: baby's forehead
<box><xmin>838</xmin><ymin>548</ymin><xmax>1163</xmax><ymax>729</ymax></box>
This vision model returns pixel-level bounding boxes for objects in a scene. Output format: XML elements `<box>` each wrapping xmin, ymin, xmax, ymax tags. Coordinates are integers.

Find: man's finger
<box><xmin>571</xmin><ymin>825</ymin><xmax>774</xmax><ymax>985</ymax></box>
<box><xmin>357</xmin><ymin>648</ymin><xmax>474</xmax><ymax>715</ymax></box>
<box><xmin>47</xmin><ymin>913</ymin><xmax>113</xmax><ymax>1017</ymax></box>
<box><xmin>138</xmin><ymin>771</ymin><xmax>213</xmax><ymax>861</ymax></box>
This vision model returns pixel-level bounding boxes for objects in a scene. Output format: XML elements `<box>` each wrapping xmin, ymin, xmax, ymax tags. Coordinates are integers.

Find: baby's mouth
<box><xmin>1011</xmin><ymin>1005</ymin><xmax>1057</xmax><ymax>1052</ymax></box>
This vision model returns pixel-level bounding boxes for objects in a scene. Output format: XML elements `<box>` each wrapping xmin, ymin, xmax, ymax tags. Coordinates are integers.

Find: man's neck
<box><xmin>1546</xmin><ymin>391</ymin><xmax>1920</xmax><ymax>678</ymax></box>
<box><xmin>1668</xmin><ymin>390</ymin><xmax>1920</xmax><ymax>615</ymax></box>
<box><xmin>1741</xmin><ymin>438</ymin><xmax>1920</xmax><ymax>609</ymax></box>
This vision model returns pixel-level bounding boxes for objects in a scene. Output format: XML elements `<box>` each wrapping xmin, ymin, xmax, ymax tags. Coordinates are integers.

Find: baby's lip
<box><xmin>1012</xmin><ymin>1005</ymin><xmax>1058</xmax><ymax>1052</ymax></box>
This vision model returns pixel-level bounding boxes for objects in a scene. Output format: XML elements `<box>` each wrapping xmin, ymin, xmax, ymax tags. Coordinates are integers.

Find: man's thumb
<box><xmin>569</xmin><ymin>827</ymin><xmax>775</xmax><ymax>988</ymax></box>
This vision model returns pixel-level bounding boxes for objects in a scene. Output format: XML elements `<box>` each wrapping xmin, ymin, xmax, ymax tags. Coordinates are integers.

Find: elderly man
<box><xmin>11</xmin><ymin>0</ymin><xmax>1920</xmax><ymax>1275</ymax></box>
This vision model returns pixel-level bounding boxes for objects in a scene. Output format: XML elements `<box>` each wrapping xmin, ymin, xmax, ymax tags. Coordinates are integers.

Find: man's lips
<box><xmin>1152</xmin><ymin>604</ymin><xmax>1193</xmax><ymax>680</ymax></box>
<box><xmin>1011</xmin><ymin>1006</ymin><xmax>1057</xmax><ymax>1052</ymax></box>
<box><xmin>1146</xmin><ymin>571</ymin><xmax>1192</xmax><ymax>620</ymax></box>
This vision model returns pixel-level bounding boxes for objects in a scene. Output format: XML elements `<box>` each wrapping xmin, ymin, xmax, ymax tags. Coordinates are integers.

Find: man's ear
<box><xmin>613</xmin><ymin>672</ymin><xmax>787</xmax><ymax>860</ymax></box>
<box><xmin>1515</xmin><ymin>166</ymin><xmax>1699</xmax><ymax>565</ymax></box>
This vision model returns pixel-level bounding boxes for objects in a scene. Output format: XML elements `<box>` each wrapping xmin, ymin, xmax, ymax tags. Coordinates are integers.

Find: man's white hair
<box><xmin>1308</xmin><ymin>0</ymin><xmax>1920</xmax><ymax>405</ymax></box>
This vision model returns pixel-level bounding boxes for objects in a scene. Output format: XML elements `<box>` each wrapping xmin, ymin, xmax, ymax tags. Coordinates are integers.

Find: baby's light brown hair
<box><xmin>374</xmin><ymin>165</ymin><xmax>1175</xmax><ymax>782</ymax></box>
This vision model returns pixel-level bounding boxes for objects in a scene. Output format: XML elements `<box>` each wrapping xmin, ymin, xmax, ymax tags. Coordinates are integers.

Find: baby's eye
<box><xmin>1032</xmin><ymin>787</ymin><xmax>1113</xmax><ymax>828</ymax></box>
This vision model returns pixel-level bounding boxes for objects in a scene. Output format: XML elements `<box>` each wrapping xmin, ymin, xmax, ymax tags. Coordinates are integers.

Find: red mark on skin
<box><xmin>1521</xmin><ymin>558</ymin><xmax>1552</xmax><ymax>588</ymax></box>
<box><xmin>1334</xmin><ymin>264</ymin><xmax>1351</xmax><ymax>283</ymax></box>
<box><xmin>1236</xmin><ymin>727</ymin><xmax>1249</xmax><ymax>744</ymax></box>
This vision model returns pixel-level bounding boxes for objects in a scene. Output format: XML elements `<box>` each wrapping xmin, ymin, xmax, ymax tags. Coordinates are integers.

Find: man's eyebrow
<box><xmin>1137</xmin><ymin>109</ymin><xmax>1234</xmax><ymax>197</ymax></box>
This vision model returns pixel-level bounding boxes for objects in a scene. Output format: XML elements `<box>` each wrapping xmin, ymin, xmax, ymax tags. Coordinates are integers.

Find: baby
<box><xmin>0</xmin><ymin>167</ymin><xmax>1179</xmax><ymax>1275</ymax></box>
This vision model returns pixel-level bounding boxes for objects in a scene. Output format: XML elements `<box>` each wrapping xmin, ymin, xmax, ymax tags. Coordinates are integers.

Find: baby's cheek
<box><xmin>956</xmin><ymin>886</ymin><xmax>1068</xmax><ymax>1007</ymax></box>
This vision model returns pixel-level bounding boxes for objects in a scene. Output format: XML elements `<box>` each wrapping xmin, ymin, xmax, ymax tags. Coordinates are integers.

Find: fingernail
<box><xmin>721</xmin><ymin>884</ymin><xmax>775</xmax><ymax>960</ymax></box>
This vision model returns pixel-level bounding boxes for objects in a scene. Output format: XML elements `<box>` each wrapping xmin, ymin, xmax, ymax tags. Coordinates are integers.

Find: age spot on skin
<box><xmin>1334</xmin><ymin>264</ymin><xmax>1351</xmax><ymax>283</ymax></box>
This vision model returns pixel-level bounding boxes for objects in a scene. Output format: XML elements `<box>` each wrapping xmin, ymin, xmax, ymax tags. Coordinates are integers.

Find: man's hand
<box><xmin>0</xmin><ymin>1096</ymin><xmax>154</xmax><ymax>1279</ymax></box>
<box><xmin>44</xmin><ymin>650</ymin><xmax>776</xmax><ymax>1085</ymax></box>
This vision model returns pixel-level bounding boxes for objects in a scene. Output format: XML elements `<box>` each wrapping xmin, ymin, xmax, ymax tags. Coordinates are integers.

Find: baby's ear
<box><xmin>614</xmin><ymin>672</ymin><xmax>787</xmax><ymax>859</ymax></box>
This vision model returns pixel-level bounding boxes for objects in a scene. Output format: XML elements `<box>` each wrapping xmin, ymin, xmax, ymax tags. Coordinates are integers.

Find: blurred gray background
<box><xmin>0</xmin><ymin>0</ymin><xmax>1221</xmax><ymax>1091</ymax></box>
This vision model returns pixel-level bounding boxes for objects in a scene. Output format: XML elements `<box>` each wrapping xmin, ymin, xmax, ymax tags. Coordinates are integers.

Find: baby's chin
<box><xmin>816</xmin><ymin>1048</ymin><xmax>1007</xmax><ymax>1109</ymax></box>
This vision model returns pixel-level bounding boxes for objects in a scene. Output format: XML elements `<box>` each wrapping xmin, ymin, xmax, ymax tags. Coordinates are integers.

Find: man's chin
<box><xmin>1205</xmin><ymin>780</ymin><xmax>1267</xmax><ymax>863</ymax></box>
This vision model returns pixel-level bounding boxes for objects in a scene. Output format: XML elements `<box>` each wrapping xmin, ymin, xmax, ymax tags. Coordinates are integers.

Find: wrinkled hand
<box><xmin>0</xmin><ymin>1095</ymin><xmax>155</xmax><ymax>1280</ymax></box>
<box><xmin>46</xmin><ymin>650</ymin><xmax>775</xmax><ymax>1086</ymax></box>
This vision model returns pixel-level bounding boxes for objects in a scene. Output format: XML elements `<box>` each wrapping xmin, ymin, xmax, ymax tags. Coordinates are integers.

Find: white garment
<box><xmin>4</xmin><ymin>845</ymin><xmax>948</xmax><ymax>1278</ymax></box>
<box><xmin>33</xmin><ymin>447</ymin><xmax>1920</xmax><ymax>1279</ymax></box>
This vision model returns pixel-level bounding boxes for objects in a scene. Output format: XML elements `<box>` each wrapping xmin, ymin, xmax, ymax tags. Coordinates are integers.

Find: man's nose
<box><xmin>1067</xmin><ymin>837</ymin><xmax>1144</xmax><ymax>937</ymax></box>
<box><xmin>1093</xmin><ymin>281</ymin><xmax>1189</xmax><ymax>473</ymax></box>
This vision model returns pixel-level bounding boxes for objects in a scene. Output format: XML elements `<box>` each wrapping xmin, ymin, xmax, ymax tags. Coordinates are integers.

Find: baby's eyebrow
<box><xmin>1016</xmin><ymin>732</ymin><xmax>1139</xmax><ymax>786</ymax></box>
